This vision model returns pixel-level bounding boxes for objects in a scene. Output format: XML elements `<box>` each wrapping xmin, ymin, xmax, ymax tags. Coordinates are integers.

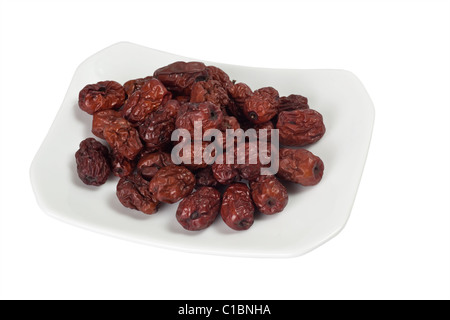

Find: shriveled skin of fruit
<box><xmin>116</xmin><ymin>172</ymin><xmax>160</xmax><ymax>215</ymax></box>
<box><xmin>123</xmin><ymin>76</ymin><xmax>154</xmax><ymax>96</ymax></box>
<box><xmin>110</xmin><ymin>149</ymin><xmax>134</xmax><ymax>178</ymax></box>
<box><xmin>250</xmin><ymin>175</ymin><xmax>288</xmax><ymax>215</ymax></box>
<box><xmin>103</xmin><ymin>118</ymin><xmax>143</xmax><ymax>160</ymax></box>
<box><xmin>195</xmin><ymin>166</ymin><xmax>220</xmax><ymax>188</ymax></box>
<box><xmin>122</xmin><ymin>77</ymin><xmax>171</xmax><ymax>123</ymax></box>
<box><xmin>153</xmin><ymin>61</ymin><xmax>208</xmax><ymax>95</ymax></box>
<box><xmin>220</xmin><ymin>183</ymin><xmax>255</xmax><ymax>231</ymax></box>
<box><xmin>190</xmin><ymin>79</ymin><xmax>230</xmax><ymax>108</ymax></box>
<box><xmin>91</xmin><ymin>110</ymin><xmax>122</xmax><ymax>140</ymax></box>
<box><xmin>276</xmin><ymin>109</ymin><xmax>326</xmax><ymax>147</ymax></box>
<box><xmin>277</xmin><ymin>148</ymin><xmax>324</xmax><ymax>186</ymax></box>
<box><xmin>137</xmin><ymin>151</ymin><xmax>174</xmax><ymax>180</ymax></box>
<box><xmin>206</xmin><ymin>65</ymin><xmax>233</xmax><ymax>90</ymax></box>
<box><xmin>176</xmin><ymin>187</ymin><xmax>221</xmax><ymax>231</ymax></box>
<box><xmin>243</xmin><ymin>87</ymin><xmax>279</xmax><ymax>124</ymax></box>
<box><xmin>175</xmin><ymin>101</ymin><xmax>224</xmax><ymax>138</ymax></box>
<box><xmin>278</xmin><ymin>94</ymin><xmax>309</xmax><ymax>111</ymax></box>
<box><xmin>148</xmin><ymin>165</ymin><xmax>195</xmax><ymax>204</ymax></box>
<box><xmin>138</xmin><ymin>104</ymin><xmax>176</xmax><ymax>151</ymax></box>
<box><xmin>75</xmin><ymin>138</ymin><xmax>111</xmax><ymax>186</ymax></box>
<box><xmin>78</xmin><ymin>81</ymin><xmax>126</xmax><ymax>115</ymax></box>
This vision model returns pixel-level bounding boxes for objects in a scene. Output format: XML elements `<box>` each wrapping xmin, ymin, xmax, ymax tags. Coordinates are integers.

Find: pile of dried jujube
<box><xmin>75</xmin><ymin>61</ymin><xmax>325</xmax><ymax>231</ymax></box>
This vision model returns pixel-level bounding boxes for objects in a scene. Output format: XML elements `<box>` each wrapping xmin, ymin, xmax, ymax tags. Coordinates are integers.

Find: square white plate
<box><xmin>30</xmin><ymin>42</ymin><xmax>374</xmax><ymax>258</ymax></box>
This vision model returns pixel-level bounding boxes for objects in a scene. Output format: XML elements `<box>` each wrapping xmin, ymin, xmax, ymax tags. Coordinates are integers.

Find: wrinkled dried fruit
<box><xmin>123</xmin><ymin>76</ymin><xmax>154</xmax><ymax>96</ymax></box>
<box><xmin>161</xmin><ymin>99</ymin><xmax>180</xmax><ymax>119</ymax></box>
<box><xmin>206</xmin><ymin>65</ymin><xmax>233</xmax><ymax>89</ymax></box>
<box><xmin>254</xmin><ymin>87</ymin><xmax>279</xmax><ymax>102</ymax></box>
<box><xmin>175</xmin><ymin>102</ymin><xmax>224</xmax><ymax>137</ymax></box>
<box><xmin>219</xmin><ymin>116</ymin><xmax>241</xmax><ymax>131</ymax></box>
<box><xmin>138</xmin><ymin>105</ymin><xmax>176</xmax><ymax>151</ymax></box>
<box><xmin>137</xmin><ymin>151</ymin><xmax>174</xmax><ymax>180</ymax></box>
<box><xmin>277</xmin><ymin>109</ymin><xmax>325</xmax><ymax>146</ymax></box>
<box><xmin>254</xmin><ymin>121</ymin><xmax>274</xmax><ymax>141</ymax></box>
<box><xmin>92</xmin><ymin>109</ymin><xmax>122</xmax><ymax>140</ymax></box>
<box><xmin>122</xmin><ymin>77</ymin><xmax>171</xmax><ymax>123</ymax></box>
<box><xmin>75</xmin><ymin>138</ymin><xmax>111</xmax><ymax>186</ymax></box>
<box><xmin>176</xmin><ymin>186</ymin><xmax>221</xmax><ymax>231</ymax></box>
<box><xmin>221</xmin><ymin>183</ymin><xmax>255</xmax><ymax>230</ymax></box>
<box><xmin>195</xmin><ymin>166</ymin><xmax>219</xmax><ymax>187</ymax></box>
<box><xmin>116</xmin><ymin>172</ymin><xmax>160</xmax><ymax>214</ymax></box>
<box><xmin>154</xmin><ymin>61</ymin><xmax>208</xmax><ymax>95</ymax></box>
<box><xmin>227</xmin><ymin>82</ymin><xmax>253</xmax><ymax>120</ymax></box>
<box><xmin>78</xmin><ymin>81</ymin><xmax>125</xmax><ymax>115</ymax></box>
<box><xmin>277</xmin><ymin>148</ymin><xmax>324</xmax><ymax>186</ymax></box>
<box><xmin>148</xmin><ymin>165</ymin><xmax>195</xmax><ymax>204</ymax></box>
<box><xmin>234</xmin><ymin>142</ymin><xmax>261</xmax><ymax>181</ymax></box>
<box><xmin>103</xmin><ymin>118</ymin><xmax>143</xmax><ymax>160</ymax></box>
<box><xmin>278</xmin><ymin>94</ymin><xmax>309</xmax><ymax>111</ymax></box>
<box><xmin>110</xmin><ymin>149</ymin><xmax>134</xmax><ymax>178</ymax></box>
<box><xmin>190</xmin><ymin>80</ymin><xmax>230</xmax><ymax>108</ymax></box>
<box><xmin>182</xmin><ymin>141</ymin><xmax>216</xmax><ymax>170</ymax></box>
<box><xmin>211</xmin><ymin>162</ymin><xmax>240</xmax><ymax>185</ymax></box>
<box><xmin>250</xmin><ymin>175</ymin><xmax>288</xmax><ymax>215</ymax></box>
<box><xmin>243</xmin><ymin>87</ymin><xmax>279</xmax><ymax>124</ymax></box>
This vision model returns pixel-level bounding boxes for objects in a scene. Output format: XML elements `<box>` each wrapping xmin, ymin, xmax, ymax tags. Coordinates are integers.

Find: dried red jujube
<box><xmin>278</xmin><ymin>94</ymin><xmax>309</xmax><ymax>111</ymax></box>
<box><xmin>137</xmin><ymin>151</ymin><xmax>174</xmax><ymax>180</ymax></box>
<box><xmin>190</xmin><ymin>80</ymin><xmax>230</xmax><ymax>108</ymax></box>
<box><xmin>92</xmin><ymin>109</ymin><xmax>122</xmax><ymax>140</ymax></box>
<box><xmin>277</xmin><ymin>148</ymin><xmax>324</xmax><ymax>186</ymax></box>
<box><xmin>175</xmin><ymin>102</ymin><xmax>224</xmax><ymax>138</ymax></box>
<box><xmin>206</xmin><ymin>65</ymin><xmax>233</xmax><ymax>90</ymax></box>
<box><xmin>110</xmin><ymin>149</ymin><xmax>134</xmax><ymax>178</ymax></box>
<box><xmin>123</xmin><ymin>76</ymin><xmax>154</xmax><ymax>97</ymax></box>
<box><xmin>220</xmin><ymin>183</ymin><xmax>255</xmax><ymax>231</ymax></box>
<box><xmin>176</xmin><ymin>186</ymin><xmax>221</xmax><ymax>231</ymax></box>
<box><xmin>116</xmin><ymin>172</ymin><xmax>160</xmax><ymax>215</ymax></box>
<box><xmin>243</xmin><ymin>87</ymin><xmax>279</xmax><ymax>124</ymax></box>
<box><xmin>103</xmin><ymin>118</ymin><xmax>143</xmax><ymax>160</ymax></box>
<box><xmin>276</xmin><ymin>109</ymin><xmax>326</xmax><ymax>147</ymax></box>
<box><xmin>148</xmin><ymin>165</ymin><xmax>195</xmax><ymax>204</ymax></box>
<box><xmin>250</xmin><ymin>175</ymin><xmax>288</xmax><ymax>215</ymax></box>
<box><xmin>138</xmin><ymin>105</ymin><xmax>176</xmax><ymax>151</ymax></box>
<box><xmin>195</xmin><ymin>166</ymin><xmax>219</xmax><ymax>188</ymax></box>
<box><xmin>154</xmin><ymin>61</ymin><xmax>208</xmax><ymax>95</ymax></box>
<box><xmin>122</xmin><ymin>77</ymin><xmax>171</xmax><ymax>123</ymax></box>
<box><xmin>75</xmin><ymin>138</ymin><xmax>111</xmax><ymax>186</ymax></box>
<box><xmin>78</xmin><ymin>81</ymin><xmax>125</xmax><ymax>115</ymax></box>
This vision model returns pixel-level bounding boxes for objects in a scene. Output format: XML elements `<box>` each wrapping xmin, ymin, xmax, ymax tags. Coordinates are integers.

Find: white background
<box><xmin>1</xmin><ymin>0</ymin><xmax>449</xmax><ymax>300</ymax></box>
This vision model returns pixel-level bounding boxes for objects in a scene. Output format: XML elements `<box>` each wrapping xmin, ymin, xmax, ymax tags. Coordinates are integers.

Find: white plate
<box><xmin>30</xmin><ymin>42</ymin><xmax>374</xmax><ymax>258</ymax></box>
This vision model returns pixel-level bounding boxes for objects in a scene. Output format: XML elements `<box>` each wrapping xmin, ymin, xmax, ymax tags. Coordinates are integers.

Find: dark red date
<box><xmin>220</xmin><ymin>183</ymin><xmax>255</xmax><ymax>231</ymax></box>
<box><xmin>78</xmin><ymin>81</ymin><xmax>125</xmax><ymax>115</ymax></box>
<box><xmin>176</xmin><ymin>186</ymin><xmax>221</xmax><ymax>231</ymax></box>
<box><xmin>116</xmin><ymin>172</ymin><xmax>160</xmax><ymax>215</ymax></box>
<box><xmin>92</xmin><ymin>109</ymin><xmax>122</xmax><ymax>140</ymax></box>
<box><xmin>154</xmin><ymin>61</ymin><xmax>208</xmax><ymax>95</ymax></box>
<box><xmin>103</xmin><ymin>118</ymin><xmax>143</xmax><ymax>160</ymax></box>
<box><xmin>190</xmin><ymin>80</ymin><xmax>230</xmax><ymax>108</ymax></box>
<box><xmin>277</xmin><ymin>148</ymin><xmax>324</xmax><ymax>186</ymax></box>
<box><xmin>250</xmin><ymin>175</ymin><xmax>288</xmax><ymax>215</ymax></box>
<box><xmin>122</xmin><ymin>77</ymin><xmax>171</xmax><ymax>123</ymax></box>
<box><xmin>75</xmin><ymin>138</ymin><xmax>111</xmax><ymax>186</ymax></box>
<box><xmin>276</xmin><ymin>109</ymin><xmax>326</xmax><ymax>146</ymax></box>
<box><xmin>175</xmin><ymin>102</ymin><xmax>224</xmax><ymax>138</ymax></box>
<box><xmin>148</xmin><ymin>165</ymin><xmax>195</xmax><ymax>204</ymax></box>
<box><xmin>137</xmin><ymin>151</ymin><xmax>174</xmax><ymax>180</ymax></box>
